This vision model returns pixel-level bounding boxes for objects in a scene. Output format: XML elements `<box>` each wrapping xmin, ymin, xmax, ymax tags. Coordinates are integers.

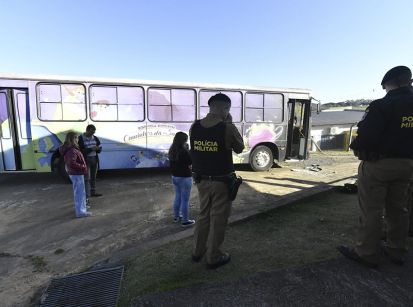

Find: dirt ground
<box><xmin>0</xmin><ymin>153</ymin><xmax>358</xmax><ymax>306</ymax></box>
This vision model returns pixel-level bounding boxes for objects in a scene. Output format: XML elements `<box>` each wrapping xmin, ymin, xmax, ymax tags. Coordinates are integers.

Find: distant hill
<box><xmin>321</xmin><ymin>99</ymin><xmax>372</xmax><ymax>111</ymax></box>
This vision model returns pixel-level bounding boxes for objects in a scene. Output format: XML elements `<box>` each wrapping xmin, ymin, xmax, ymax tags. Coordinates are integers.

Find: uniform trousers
<box><xmin>355</xmin><ymin>158</ymin><xmax>413</xmax><ymax>262</ymax></box>
<box><xmin>193</xmin><ymin>180</ymin><xmax>232</xmax><ymax>264</ymax></box>
<box><xmin>409</xmin><ymin>184</ymin><xmax>413</xmax><ymax>234</ymax></box>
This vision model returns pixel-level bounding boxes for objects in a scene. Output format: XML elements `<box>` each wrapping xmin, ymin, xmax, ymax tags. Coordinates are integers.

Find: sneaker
<box><xmin>337</xmin><ymin>245</ymin><xmax>378</xmax><ymax>268</ymax></box>
<box><xmin>173</xmin><ymin>217</ymin><xmax>182</xmax><ymax>223</ymax></box>
<box><xmin>181</xmin><ymin>220</ymin><xmax>195</xmax><ymax>227</ymax></box>
<box><xmin>207</xmin><ymin>253</ymin><xmax>231</xmax><ymax>269</ymax></box>
<box><xmin>91</xmin><ymin>193</ymin><xmax>102</xmax><ymax>197</ymax></box>
<box><xmin>77</xmin><ymin>212</ymin><xmax>92</xmax><ymax>218</ymax></box>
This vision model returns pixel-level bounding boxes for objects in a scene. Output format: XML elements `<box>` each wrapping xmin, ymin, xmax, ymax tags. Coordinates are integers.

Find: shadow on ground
<box><xmin>132</xmin><ymin>254</ymin><xmax>413</xmax><ymax>307</ymax></box>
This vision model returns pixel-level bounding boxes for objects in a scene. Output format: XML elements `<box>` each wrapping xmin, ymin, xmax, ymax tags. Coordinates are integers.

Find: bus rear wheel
<box><xmin>250</xmin><ymin>145</ymin><xmax>273</xmax><ymax>171</ymax></box>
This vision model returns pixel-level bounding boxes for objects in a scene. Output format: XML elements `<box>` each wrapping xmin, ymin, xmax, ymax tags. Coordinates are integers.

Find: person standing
<box><xmin>190</xmin><ymin>93</ymin><xmax>244</xmax><ymax>269</ymax></box>
<box><xmin>78</xmin><ymin>124</ymin><xmax>102</xmax><ymax>199</ymax></box>
<box><xmin>168</xmin><ymin>132</ymin><xmax>195</xmax><ymax>227</ymax></box>
<box><xmin>59</xmin><ymin>132</ymin><xmax>91</xmax><ymax>218</ymax></box>
<box><xmin>338</xmin><ymin>66</ymin><xmax>413</xmax><ymax>268</ymax></box>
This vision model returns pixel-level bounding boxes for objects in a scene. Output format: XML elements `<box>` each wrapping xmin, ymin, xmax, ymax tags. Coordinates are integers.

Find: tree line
<box><xmin>321</xmin><ymin>99</ymin><xmax>372</xmax><ymax>110</ymax></box>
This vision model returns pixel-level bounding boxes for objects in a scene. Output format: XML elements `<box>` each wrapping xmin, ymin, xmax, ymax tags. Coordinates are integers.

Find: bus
<box><xmin>0</xmin><ymin>74</ymin><xmax>313</xmax><ymax>178</ymax></box>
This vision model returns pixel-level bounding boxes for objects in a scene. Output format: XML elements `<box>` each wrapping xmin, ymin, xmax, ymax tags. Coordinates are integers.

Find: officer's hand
<box><xmin>224</xmin><ymin>113</ymin><xmax>233</xmax><ymax>123</ymax></box>
<box><xmin>353</xmin><ymin>150</ymin><xmax>359</xmax><ymax>157</ymax></box>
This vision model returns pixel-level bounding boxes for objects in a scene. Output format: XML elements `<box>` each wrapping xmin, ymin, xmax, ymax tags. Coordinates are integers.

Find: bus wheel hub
<box><xmin>255</xmin><ymin>151</ymin><xmax>270</xmax><ymax>166</ymax></box>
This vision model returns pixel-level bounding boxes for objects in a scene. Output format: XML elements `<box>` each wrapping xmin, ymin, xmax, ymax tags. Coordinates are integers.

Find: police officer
<box><xmin>338</xmin><ymin>66</ymin><xmax>413</xmax><ymax>268</ymax></box>
<box><xmin>190</xmin><ymin>93</ymin><xmax>244</xmax><ymax>269</ymax></box>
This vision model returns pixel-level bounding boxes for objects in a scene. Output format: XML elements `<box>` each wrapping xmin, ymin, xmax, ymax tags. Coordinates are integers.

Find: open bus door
<box><xmin>286</xmin><ymin>99</ymin><xmax>311</xmax><ymax>160</ymax></box>
<box><xmin>0</xmin><ymin>89</ymin><xmax>35</xmax><ymax>171</ymax></box>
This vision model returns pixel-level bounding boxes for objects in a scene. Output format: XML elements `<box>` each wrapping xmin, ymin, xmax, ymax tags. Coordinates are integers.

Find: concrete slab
<box><xmin>0</xmin><ymin>153</ymin><xmax>359</xmax><ymax>306</ymax></box>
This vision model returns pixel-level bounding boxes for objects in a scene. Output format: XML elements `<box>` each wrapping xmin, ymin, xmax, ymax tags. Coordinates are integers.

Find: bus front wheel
<box><xmin>250</xmin><ymin>145</ymin><xmax>274</xmax><ymax>171</ymax></box>
<box><xmin>57</xmin><ymin>157</ymin><xmax>71</xmax><ymax>183</ymax></box>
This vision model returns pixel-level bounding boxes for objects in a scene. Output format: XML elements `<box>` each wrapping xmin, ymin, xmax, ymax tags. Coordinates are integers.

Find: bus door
<box><xmin>0</xmin><ymin>89</ymin><xmax>35</xmax><ymax>171</ymax></box>
<box><xmin>286</xmin><ymin>99</ymin><xmax>310</xmax><ymax>160</ymax></box>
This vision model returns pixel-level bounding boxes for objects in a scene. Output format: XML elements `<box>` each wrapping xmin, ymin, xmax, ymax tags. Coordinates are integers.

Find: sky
<box><xmin>0</xmin><ymin>0</ymin><xmax>412</xmax><ymax>103</ymax></box>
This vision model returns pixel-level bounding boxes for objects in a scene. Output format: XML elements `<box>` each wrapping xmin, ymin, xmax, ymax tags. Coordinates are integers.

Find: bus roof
<box><xmin>0</xmin><ymin>73</ymin><xmax>311</xmax><ymax>97</ymax></box>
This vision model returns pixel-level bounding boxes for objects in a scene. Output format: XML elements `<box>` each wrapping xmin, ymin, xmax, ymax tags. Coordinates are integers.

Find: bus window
<box><xmin>199</xmin><ymin>90</ymin><xmax>242</xmax><ymax>122</ymax></box>
<box><xmin>148</xmin><ymin>88</ymin><xmax>195</xmax><ymax>122</ymax></box>
<box><xmin>16</xmin><ymin>93</ymin><xmax>31</xmax><ymax>139</ymax></box>
<box><xmin>90</xmin><ymin>85</ymin><xmax>144</xmax><ymax>122</ymax></box>
<box><xmin>0</xmin><ymin>92</ymin><xmax>10</xmax><ymax>138</ymax></box>
<box><xmin>61</xmin><ymin>85</ymin><xmax>86</xmax><ymax>121</ymax></box>
<box><xmin>37</xmin><ymin>83</ymin><xmax>86</xmax><ymax>121</ymax></box>
<box><xmin>117</xmin><ymin>87</ymin><xmax>145</xmax><ymax>121</ymax></box>
<box><xmin>245</xmin><ymin>93</ymin><xmax>283</xmax><ymax>123</ymax></box>
<box><xmin>264</xmin><ymin>93</ymin><xmax>283</xmax><ymax>122</ymax></box>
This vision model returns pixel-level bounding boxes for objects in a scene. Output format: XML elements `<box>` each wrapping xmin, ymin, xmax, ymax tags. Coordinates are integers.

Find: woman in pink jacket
<box><xmin>59</xmin><ymin>132</ymin><xmax>91</xmax><ymax>218</ymax></box>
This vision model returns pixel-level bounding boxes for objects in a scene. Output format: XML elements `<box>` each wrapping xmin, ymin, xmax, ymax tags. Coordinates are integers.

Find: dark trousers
<box><xmin>409</xmin><ymin>184</ymin><xmax>413</xmax><ymax>234</ymax></box>
<box><xmin>355</xmin><ymin>159</ymin><xmax>413</xmax><ymax>262</ymax></box>
<box><xmin>85</xmin><ymin>156</ymin><xmax>98</xmax><ymax>198</ymax></box>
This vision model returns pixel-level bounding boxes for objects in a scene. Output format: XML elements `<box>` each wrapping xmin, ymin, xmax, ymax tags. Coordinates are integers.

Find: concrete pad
<box><xmin>0</xmin><ymin>154</ymin><xmax>359</xmax><ymax>306</ymax></box>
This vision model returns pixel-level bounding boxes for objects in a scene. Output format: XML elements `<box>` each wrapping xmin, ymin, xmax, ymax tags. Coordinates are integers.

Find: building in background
<box><xmin>311</xmin><ymin>110</ymin><xmax>364</xmax><ymax>151</ymax></box>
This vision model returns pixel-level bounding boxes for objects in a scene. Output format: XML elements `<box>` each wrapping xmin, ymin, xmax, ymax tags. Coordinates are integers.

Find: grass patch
<box><xmin>27</xmin><ymin>255</ymin><xmax>48</xmax><ymax>272</ymax></box>
<box><xmin>54</xmin><ymin>248</ymin><xmax>65</xmax><ymax>255</ymax></box>
<box><xmin>117</xmin><ymin>190</ymin><xmax>368</xmax><ymax>305</ymax></box>
<box><xmin>0</xmin><ymin>252</ymin><xmax>13</xmax><ymax>257</ymax></box>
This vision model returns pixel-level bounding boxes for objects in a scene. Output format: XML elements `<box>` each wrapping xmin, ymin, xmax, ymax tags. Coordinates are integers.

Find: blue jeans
<box><xmin>172</xmin><ymin>176</ymin><xmax>192</xmax><ymax>222</ymax></box>
<box><xmin>69</xmin><ymin>175</ymin><xmax>88</xmax><ymax>217</ymax></box>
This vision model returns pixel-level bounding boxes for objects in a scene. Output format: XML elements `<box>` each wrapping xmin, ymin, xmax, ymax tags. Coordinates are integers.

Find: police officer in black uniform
<box><xmin>190</xmin><ymin>93</ymin><xmax>244</xmax><ymax>269</ymax></box>
<box><xmin>338</xmin><ymin>66</ymin><xmax>413</xmax><ymax>268</ymax></box>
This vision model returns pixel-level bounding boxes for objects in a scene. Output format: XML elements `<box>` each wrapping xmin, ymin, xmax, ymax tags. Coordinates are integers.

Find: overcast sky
<box><xmin>1</xmin><ymin>0</ymin><xmax>412</xmax><ymax>103</ymax></box>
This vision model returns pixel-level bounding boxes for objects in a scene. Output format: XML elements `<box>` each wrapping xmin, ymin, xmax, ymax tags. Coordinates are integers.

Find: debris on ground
<box><xmin>338</xmin><ymin>179</ymin><xmax>358</xmax><ymax>194</ymax></box>
<box><xmin>305</xmin><ymin>164</ymin><xmax>322</xmax><ymax>172</ymax></box>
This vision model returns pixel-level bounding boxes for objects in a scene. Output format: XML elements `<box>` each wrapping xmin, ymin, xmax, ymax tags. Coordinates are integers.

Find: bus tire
<box><xmin>57</xmin><ymin>157</ymin><xmax>71</xmax><ymax>183</ymax></box>
<box><xmin>250</xmin><ymin>145</ymin><xmax>273</xmax><ymax>171</ymax></box>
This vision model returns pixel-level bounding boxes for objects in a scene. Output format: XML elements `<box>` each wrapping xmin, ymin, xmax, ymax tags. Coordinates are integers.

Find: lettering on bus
<box><xmin>124</xmin><ymin>124</ymin><xmax>178</xmax><ymax>143</ymax></box>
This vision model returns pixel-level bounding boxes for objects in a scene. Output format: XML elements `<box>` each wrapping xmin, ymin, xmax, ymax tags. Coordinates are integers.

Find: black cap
<box><xmin>381</xmin><ymin>66</ymin><xmax>412</xmax><ymax>85</ymax></box>
<box><xmin>208</xmin><ymin>93</ymin><xmax>231</xmax><ymax>106</ymax></box>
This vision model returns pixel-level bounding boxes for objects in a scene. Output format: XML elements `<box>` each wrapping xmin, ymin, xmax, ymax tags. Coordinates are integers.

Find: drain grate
<box><xmin>40</xmin><ymin>266</ymin><xmax>124</xmax><ymax>307</ymax></box>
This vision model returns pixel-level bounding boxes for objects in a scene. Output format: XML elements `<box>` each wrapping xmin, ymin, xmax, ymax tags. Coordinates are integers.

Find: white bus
<box><xmin>0</xmin><ymin>74</ymin><xmax>313</xmax><ymax>177</ymax></box>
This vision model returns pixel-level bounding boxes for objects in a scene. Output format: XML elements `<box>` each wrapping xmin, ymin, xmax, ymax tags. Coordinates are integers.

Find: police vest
<box><xmin>351</xmin><ymin>87</ymin><xmax>413</xmax><ymax>158</ymax></box>
<box><xmin>190</xmin><ymin>120</ymin><xmax>234</xmax><ymax>176</ymax></box>
<box><xmin>375</xmin><ymin>87</ymin><xmax>413</xmax><ymax>157</ymax></box>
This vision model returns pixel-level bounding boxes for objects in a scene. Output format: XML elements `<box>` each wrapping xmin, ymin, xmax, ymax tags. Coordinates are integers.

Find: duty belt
<box><xmin>378</xmin><ymin>153</ymin><xmax>413</xmax><ymax>160</ymax></box>
<box><xmin>200</xmin><ymin>173</ymin><xmax>233</xmax><ymax>181</ymax></box>
<box><xmin>193</xmin><ymin>172</ymin><xmax>234</xmax><ymax>183</ymax></box>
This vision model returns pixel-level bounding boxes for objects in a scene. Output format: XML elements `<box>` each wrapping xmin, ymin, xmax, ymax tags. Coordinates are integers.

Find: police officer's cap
<box><xmin>208</xmin><ymin>93</ymin><xmax>231</xmax><ymax>106</ymax></box>
<box><xmin>381</xmin><ymin>66</ymin><xmax>412</xmax><ymax>85</ymax></box>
